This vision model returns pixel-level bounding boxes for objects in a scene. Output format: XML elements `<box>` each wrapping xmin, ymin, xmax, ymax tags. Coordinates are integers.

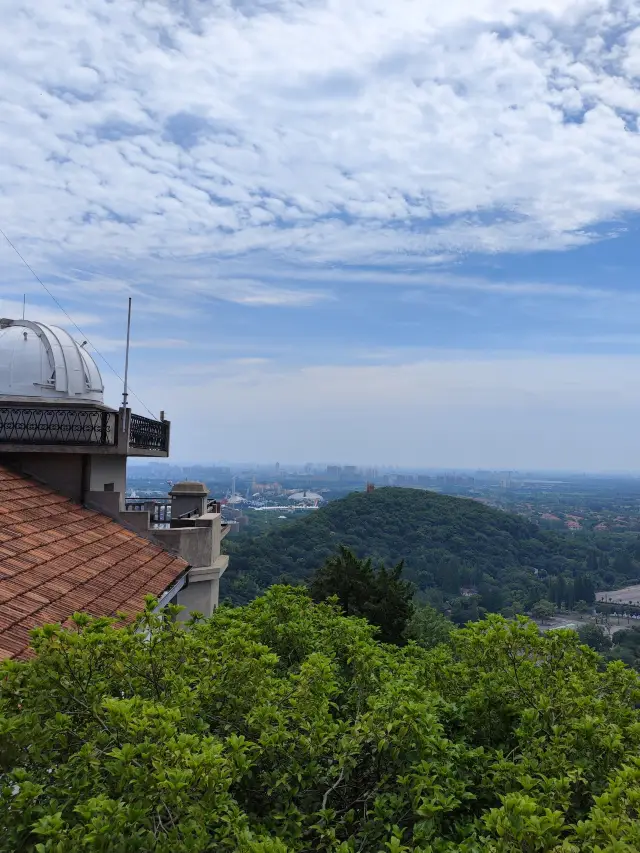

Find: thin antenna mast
<box><xmin>22</xmin><ymin>294</ymin><xmax>25</xmax><ymax>319</ymax></box>
<box><xmin>122</xmin><ymin>297</ymin><xmax>132</xmax><ymax>420</ymax></box>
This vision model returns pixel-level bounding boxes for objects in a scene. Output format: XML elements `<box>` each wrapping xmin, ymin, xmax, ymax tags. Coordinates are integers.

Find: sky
<box><xmin>3</xmin><ymin>0</ymin><xmax>640</xmax><ymax>470</ymax></box>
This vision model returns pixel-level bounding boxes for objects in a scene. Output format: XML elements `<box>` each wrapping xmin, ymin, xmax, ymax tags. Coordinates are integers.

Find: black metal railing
<box><xmin>128</xmin><ymin>414</ymin><xmax>169</xmax><ymax>452</ymax></box>
<box><xmin>178</xmin><ymin>500</ymin><xmax>221</xmax><ymax>520</ymax></box>
<box><xmin>0</xmin><ymin>407</ymin><xmax>116</xmax><ymax>446</ymax></box>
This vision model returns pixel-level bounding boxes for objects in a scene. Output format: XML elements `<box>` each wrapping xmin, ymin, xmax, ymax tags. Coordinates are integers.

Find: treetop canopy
<box><xmin>1</xmin><ymin>586</ymin><xmax>639</xmax><ymax>852</ymax></box>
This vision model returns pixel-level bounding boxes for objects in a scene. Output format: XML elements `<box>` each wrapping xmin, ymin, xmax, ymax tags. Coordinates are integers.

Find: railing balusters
<box><xmin>0</xmin><ymin>408</ymin><xmax>116</xmax><ymax>446</ymax></box>
<box><xmin>128</xmin><ymin>414</ymin><xmax>169</xmax><ymax>452</ymax></box>
<box><xmin>0</xmin><ymin>408</ymin><xmax>168</xmax><ymax>453</ymax></box>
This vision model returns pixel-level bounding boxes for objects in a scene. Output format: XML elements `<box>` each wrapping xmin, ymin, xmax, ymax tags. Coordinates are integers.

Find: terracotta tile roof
<box><xmin>0</xmin><ymin>465</ymin><xmax>188</xmax><ymax>661</ymax></box>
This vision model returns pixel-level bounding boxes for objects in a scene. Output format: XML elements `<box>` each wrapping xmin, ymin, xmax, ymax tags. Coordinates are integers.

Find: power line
<box><xmin>0</xmin><ymin>227</ymin><xmax>159</xmax><ymax>420</ymax></box>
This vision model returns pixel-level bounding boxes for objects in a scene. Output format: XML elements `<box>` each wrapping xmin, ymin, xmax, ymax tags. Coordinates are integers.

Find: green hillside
<box><xmin>223</xmin><ymin>487</ymin><xmax>640</xmax><ymax>617</ymax></box>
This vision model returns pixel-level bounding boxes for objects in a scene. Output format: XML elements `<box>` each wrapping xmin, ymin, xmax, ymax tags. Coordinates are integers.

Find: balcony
<box><xmin>128</xmin><ymin>413</ymin><xmax>169</xmax><ymax>453</ymax></box>
<box><xmin>0</xmin><ymin>405</ymin><xmax>170</xmax><ymax>456</ymax></box>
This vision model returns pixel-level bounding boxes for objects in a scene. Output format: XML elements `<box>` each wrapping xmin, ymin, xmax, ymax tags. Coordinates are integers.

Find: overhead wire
<box><xmin>0</xmin><ymin>227</ymin><xmax>159</xmax><ymax>420</ymax></box>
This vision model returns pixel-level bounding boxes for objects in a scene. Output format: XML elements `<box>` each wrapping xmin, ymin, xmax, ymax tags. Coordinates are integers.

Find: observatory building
<box><xmin>0</xmin><ymin>317</ymin><xmax>170</xmax><ymax>511</ymax></box>
<box><xmin>0</xmin><ymin>318</ymin><xmax>228</xmax><ymax>659</ymax></box>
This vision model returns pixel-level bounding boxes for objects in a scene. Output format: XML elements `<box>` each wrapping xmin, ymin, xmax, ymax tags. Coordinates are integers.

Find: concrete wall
<box><xmin>170</xmin><ymin>492</ymin><xmax>207</xmax><ymax>519</ymax></box>
<box><xmin>0</xmin><ymin>450</ymin><xmax>127</xmax><ymax>508</ymax></box>
<box><xmin>176</xmin><ymin>572</ymin><xmax>219</xmax><ymax>620</ymax></box>
<box><xmin>119</xmin><ymin>509</ymin><xmax>152</xmax><ymax>535</ymax></box>
<box><xmin>86</xmin><ymin>455</ymin><xmax>127</xmax><ymax>509</ymax></box>
<box><xmin>84</xmin><ymin>490</ymin><xmax>121</xmax><ymax>518</ymax></box>
<box><xmin>0</xmin><ymin>451</ymin><xmax>85</xmax><ymax>501</ymax></box>
<box><xmin>154</xmin><ymin>513</ymin><xmax>229</xmax><ymax>620</ymax></box>
<box><xmin>153</xmin><ymin>524</ymin><xmax>213</xmax><ymax>568</ymax></box>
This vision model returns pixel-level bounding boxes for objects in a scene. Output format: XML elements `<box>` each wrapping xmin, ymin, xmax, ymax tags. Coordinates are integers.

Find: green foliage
<box><xmin>223</xmin><ymin>488</ymin><xmax>636</xmax><ymax>614</ymax></box>
<box><xmin>309</xmin><ymin>546</ymin><xmax>414</xmax><ymax>644</ymax></box>
<box><xmin>404</xmin><ymin>603</ymin><xmax>453</xmax><ymax>649</ymax></box>
<box><xmin>2</xmin><ymin>591</ymin><xmax>640</xmax><ymax>852</ymax></box>
<box><xmin>606</xmin><ymin>624</ymin><xmax>640</xmax><ymax>671</ymax></box>
<box><xmin>577</xmin><ymin>622</ymin><xmax>612</xmax><ymax>653</ymax></box>
<box><xmin>531</xmin><ymin>599</ymin><xmax>556</xmax><ymax>624</ymax></box>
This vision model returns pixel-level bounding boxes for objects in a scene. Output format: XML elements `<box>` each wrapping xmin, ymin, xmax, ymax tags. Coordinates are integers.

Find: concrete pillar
<box><xmin>176</xmin><ymin>561</ymin><xmax>227</xmax><ymax>620</ymax></box>
<box><xmin>168</xmin><ymin>481</ymin><xmax>208</xmax><ymax>519</ymax></box>
<box><xmin>85</xmin><ymin>454</ymin><xmax>127</xmax><ymax>510</ymax></box>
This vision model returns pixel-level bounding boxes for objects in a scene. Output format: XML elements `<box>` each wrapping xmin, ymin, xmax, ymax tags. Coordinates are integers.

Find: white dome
<box><xmin>0</xmin><ymin>319</ymin><xmax>104</xmax><ymax>403</ymax></box>
<box><xmin>289</xmin><ymin>491</ymin><xmax>323</xmax><ymax>502</ymax></box>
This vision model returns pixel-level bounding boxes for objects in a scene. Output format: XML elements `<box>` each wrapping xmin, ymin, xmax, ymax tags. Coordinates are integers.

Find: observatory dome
<box><xmin>0</xmin><ymin>319</ymin><xmax>104</xmax><ymax>404</ymax></box>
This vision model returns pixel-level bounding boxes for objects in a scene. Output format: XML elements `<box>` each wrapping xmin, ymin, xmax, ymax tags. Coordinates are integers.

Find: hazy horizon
<box><xmin>127</xmin><ymin>459</ymin><xmax>640</xmax><ymax>479</ymax></box>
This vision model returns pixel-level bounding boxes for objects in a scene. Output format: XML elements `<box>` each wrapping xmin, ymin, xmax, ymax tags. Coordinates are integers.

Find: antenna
<box><xmin>0</xmin><ymin>227</ymin><xmax>158</xmax><ymax>418</ymax></box>
<box><xmin>121</xmin><ymin>297</ymin><xmax>132</xmax><ymax>419</ymax></box>
<box><xmin>22</xmin><ymin>294</ymin><xmax>25</xmax><ymax>320</ymax></box>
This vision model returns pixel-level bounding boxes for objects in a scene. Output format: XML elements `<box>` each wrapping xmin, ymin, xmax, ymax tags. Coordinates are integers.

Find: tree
<box><xmin>577</xmin><ymin>621</ymin><xmax>612</xmax><ymax>652</ymax></box>
<box><xmin>596</xmin><ymin>606</ymin><xmax>613</xmax><ymax>639</ymax></box>
<box><xmin>309</xmin><ymin>546</ymin><xmax>414</xmax><ymax>644</ymax></box>
<box><xmin>574</xmin><ymin>599</ymin><xmax>590</xmax><ymax>613</ymax></box>
<box><xmin>575</xmin><ymin>574</ymin><xmax>596</xmax><ymax>605</ymax></box>
<box><xmin>2</xmin><ymin>591</ymin><xmax>640</xmax><ymax>852</ymax></box>
<box><xmin>531</xmin><ymin>598</ymin><xmax>556</xmax><ymax>624</ymax></box>
<box><xmin>586</xmin><ymin>549</ymin><xmax>599</xmax><ymax>574</ymax></box>
<box><xmin>606</xmin><ymin>625</ymin><xmax>640</xmax><ymax>672</ymax></box>
<box><xmin>614</xmin><ymin>550</ymin><xmax>634</xmax><ymax>575</ymax></box>
<box><xmin>404</xmin><ymin>602</ymin><xmax>453</xmax><ymax>648</ymax></box>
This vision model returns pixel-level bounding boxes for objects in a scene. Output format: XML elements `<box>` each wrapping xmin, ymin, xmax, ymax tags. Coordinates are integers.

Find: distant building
<box><xmin>289</xmin><ymin>490</ymin><xmax>324</xmax><ymax>505</ymax></box>
<box><xmin>396</xmin><ymin>474</ymin><xmax>415</xmax><ymax>485</ymax></box>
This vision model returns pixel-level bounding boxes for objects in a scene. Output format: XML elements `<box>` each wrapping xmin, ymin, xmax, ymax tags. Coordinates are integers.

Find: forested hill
<box><xmin>223</xmin><ymin>487</ymin><xmax>640</xmax><ymax>618</ymax></box>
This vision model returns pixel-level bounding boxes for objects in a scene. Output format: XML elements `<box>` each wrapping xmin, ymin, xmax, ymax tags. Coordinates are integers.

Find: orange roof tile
<box><xmin>0</xmin><ymin>464</ymin><xmax>188</xmax><ymax>660</ymax></box>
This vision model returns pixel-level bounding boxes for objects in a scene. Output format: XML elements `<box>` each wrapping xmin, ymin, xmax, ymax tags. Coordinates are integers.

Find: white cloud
<box><xmin>284</xmin><ymin>267</ymin><xmax>622</xmax><ymax>299</ymax></box>
<box><xmin>80</xmin><ymin>335</ymin><xmax>191</xmax><ymax>353</ymax></box>
<box><xmin>0</xmin><ymin>298</ymin><xmax>101</xmax><ymax>328</ymax></box>
<box><xmin>188</xmin><ymin>278</ymin><xmax>331</xmax><ymax>307</ymax></box>
<box><xmin>1</xmin><ymin>0</ymin><xmax>640</xmax><ymax>287</ymax></box>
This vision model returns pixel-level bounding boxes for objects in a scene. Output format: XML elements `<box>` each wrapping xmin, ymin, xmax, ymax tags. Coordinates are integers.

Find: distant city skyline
<box><xmin>128</xmin><ymin>459</ymin><xmax>640</xmax><ymax>479</ymax></box>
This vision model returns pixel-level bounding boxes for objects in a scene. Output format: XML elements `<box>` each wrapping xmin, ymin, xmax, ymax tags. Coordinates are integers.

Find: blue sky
<box><xmin>3</xmin><ymin>0</ymin><xmax>640</xmax><ymax>470</ymax></box>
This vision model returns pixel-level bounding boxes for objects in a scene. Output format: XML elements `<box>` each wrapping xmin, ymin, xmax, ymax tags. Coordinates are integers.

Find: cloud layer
<box><xmin>3</xmin><ymin>0</ymin><xmax>640</xmax><ymax>277</ymax></box>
